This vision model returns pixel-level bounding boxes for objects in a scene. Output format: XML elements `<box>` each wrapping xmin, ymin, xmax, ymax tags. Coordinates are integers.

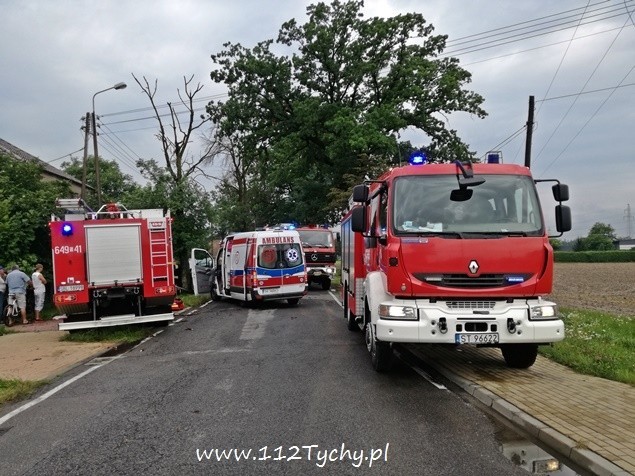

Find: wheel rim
<box><xmin>365</xmin><ymin>323</ymin><xmax>374</xmax><ymax>354</ymax></box>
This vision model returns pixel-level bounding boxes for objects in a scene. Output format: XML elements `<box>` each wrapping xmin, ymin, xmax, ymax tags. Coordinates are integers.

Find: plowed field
<box><xmin>549</xmin><ymin>262</ymin><xmax>635</xmax><ymax>318</ymax></box>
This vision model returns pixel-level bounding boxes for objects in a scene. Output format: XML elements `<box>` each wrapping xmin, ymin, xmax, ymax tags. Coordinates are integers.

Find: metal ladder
<box><xmin>149</xmin><ymin>220</ymin><xmax>171</xmax><ymax>283</ymax></box>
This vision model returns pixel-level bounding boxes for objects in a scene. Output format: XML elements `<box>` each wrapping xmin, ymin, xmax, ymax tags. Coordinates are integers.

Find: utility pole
<box><xmin>91</xmin><ymin>111</ymin><xmax>101</xmax><ymax>207</ymax></box>
<box><xmin>524</xmin><ymin>95</ymin><xmax>535</xmax><ymax>169</ymax></box>
<box><xmin>81</xmin><ymin>112</ymin><xmax>91</xmax><ymax>202</ymax></box>
<box><xmin>624</xmin><ymin>204</ymin><xmax>633</xmax><ymax>238</ymax></box>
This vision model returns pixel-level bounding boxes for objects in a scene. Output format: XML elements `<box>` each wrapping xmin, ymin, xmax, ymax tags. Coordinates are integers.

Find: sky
<box><xmin>1</xmin><ymin>0</ymin><xmax>634</xmax><ymax>239</ymax></box>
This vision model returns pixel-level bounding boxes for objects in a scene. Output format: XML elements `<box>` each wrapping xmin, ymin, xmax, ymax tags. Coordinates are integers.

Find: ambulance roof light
<box><xmin>409</xmin><ymin>150</ymin><xmax>427</xmax><ymax>166</ymax></box>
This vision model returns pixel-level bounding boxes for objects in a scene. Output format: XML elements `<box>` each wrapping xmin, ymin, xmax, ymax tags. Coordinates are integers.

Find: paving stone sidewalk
<box><xmin>407</xmin><ymin>344</ymin><xmax>634</xmax><ymax>476</ymax></box>
<box><xmin>0</xmin><ymin>321</ymin><xmax>115</xmax><ymax>381</ymax></box>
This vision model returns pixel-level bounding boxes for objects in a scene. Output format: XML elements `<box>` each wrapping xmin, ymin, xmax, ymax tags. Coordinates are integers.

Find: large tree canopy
<box><xmin>0</xmin><ymin>155</ymin><xmax>71</xmax><ymax>268</ymax></box>
<box><xmin>208</xmin><ymin>0</ymin><xmax>486</xmax><ymax>224</ymax></box>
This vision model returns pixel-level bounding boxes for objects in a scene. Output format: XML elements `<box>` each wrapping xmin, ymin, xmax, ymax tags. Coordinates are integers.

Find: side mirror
<box><xmin>552</xmin><ymin>183</ymin><xmax>569</xmax><ymax>202</ymax></box>
<box><xmin>555</xmin><ymin>205</ymin><xmax>572</xmax><ymax>233</ymax></box>
<box><xmin>351</xmin><ymin>206</ymin><xmax>367</xmax><ymax>233</ymax></box>
<box><xmin>352</xmin><ymin>184</ymin><xmax>369</xmax><ymax>203</ymax></box>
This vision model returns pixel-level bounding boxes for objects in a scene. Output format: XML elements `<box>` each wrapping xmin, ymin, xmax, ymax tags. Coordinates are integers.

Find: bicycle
<box><xmin>3</xmin><ymin>293</ymin><xmax>19</xmax><ymax>327</ymax></box>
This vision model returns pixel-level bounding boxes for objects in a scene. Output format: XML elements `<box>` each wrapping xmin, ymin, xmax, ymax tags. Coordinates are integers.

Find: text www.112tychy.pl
<box><xmin>196</xmin><ymin>443</ymin><xmax>390</xmax><ymax>468</ymax></box>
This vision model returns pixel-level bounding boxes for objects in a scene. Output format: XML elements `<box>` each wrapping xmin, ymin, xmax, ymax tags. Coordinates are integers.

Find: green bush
<box><xmin>555</xmin><ymin>251</ymin><xmax>635</xmax><ymax>263</ymax></box>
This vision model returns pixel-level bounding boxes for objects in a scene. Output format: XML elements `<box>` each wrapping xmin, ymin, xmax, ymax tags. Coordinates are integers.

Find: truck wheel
<box><xmin>210</xmin><ymin>281</ymin><xmax>221</xmax><ymax>301</ymax></box>
<box><xmin>321</xmin><ymin>278</ymin><xmax>331</xmax><ymax>291</ymax></box>
<box><xmin>365</xmin><ymin>320</ymin><xmax>392</xmax><ymax>372</ymax></box>
<box><xmin>501</xmin><ymin>344</ymin><xmax>539</xmax><ymax>368</ymax></box>
<box><xmin>287</xmin><ymin>298</ymin><xmax>300</xmax><ymax>306</ymax></box>
<box><xmin>343</xmin><ymin>286</ymin><xmax>357</xmax><ymax>332</ymax></box>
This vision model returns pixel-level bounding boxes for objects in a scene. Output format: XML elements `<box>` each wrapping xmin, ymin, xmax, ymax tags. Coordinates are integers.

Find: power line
<box><xmin>46</xmin><ymin>148</ymin><xmax>85</xmax><ymax>163</ymax></box>
<box><xmin>446</xmin><ymin>0</ymin><xmax>624</xmax><ymax>44</ymax></box>
<box><xmin>536</xmin><ymin>64</ymin><xmax>635</xmax><ymax>176</ymax></box>
<box><xmin>442</xmin><ymin>2</ymin><xmax>633</xmax><ymax>56</ymax></box>
<box><xmin>534</xmin><ymin>14</ymin><xmax>632</xmax><ymax>164</ymax></box>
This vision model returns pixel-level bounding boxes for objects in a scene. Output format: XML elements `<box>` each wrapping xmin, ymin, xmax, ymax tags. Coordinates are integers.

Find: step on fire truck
<box><xmin>341</xmin><ymin>156</ymin><xmax>571</xmax><ymax>371</ymax></box>
<box><xmin>271</xmin><ymin>224</ymin><xmax>337</xmax><ymax>290</ymax></box>
<box><xmin>210</xmin><ymin>229</ymin><xmax>308</xmax><ymax>305</ymax></box>
<box><xmin>50</xmin><ymin>199</ymin><xmax>176</xmax><ymax>330</ymax></box>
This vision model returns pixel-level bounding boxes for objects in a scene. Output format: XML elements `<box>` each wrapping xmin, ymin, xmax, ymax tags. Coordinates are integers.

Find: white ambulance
<box><xmin>210</xmin><ymin>230</ymin><xmax>308</xmax><ymax>305</ymax></box>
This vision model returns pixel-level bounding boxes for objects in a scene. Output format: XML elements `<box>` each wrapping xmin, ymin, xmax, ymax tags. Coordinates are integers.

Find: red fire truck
<box><xmin>341</xmin><ymin>158</ymin><xmax>571</xmax><ymax>371</ymax></box>
<box><xmin>268</xmin><ymin>224</ymin><xmax>337</xmax><ymax>290</ymax></box>
<box><xmin>50</xmin><ymin>199</ymin><xmax>176</xmax><ymax>330</ymax></box>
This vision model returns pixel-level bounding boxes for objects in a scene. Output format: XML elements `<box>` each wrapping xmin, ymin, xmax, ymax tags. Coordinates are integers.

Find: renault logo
<box><xmin>311</xmin><ymin>254</ymin><xmax>318</xmax><ymax>261</ymax></box>
<box><xmin>468</xmin><ymin>260</ymin><xmax>479</xmax><ymax>274</ymax></box>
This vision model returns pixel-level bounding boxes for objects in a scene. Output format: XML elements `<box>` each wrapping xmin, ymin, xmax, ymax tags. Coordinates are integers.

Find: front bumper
<box><xmin>374</xmin><ymin>298</ymin><xmax>564</xmax><ymax>344</ymax></box>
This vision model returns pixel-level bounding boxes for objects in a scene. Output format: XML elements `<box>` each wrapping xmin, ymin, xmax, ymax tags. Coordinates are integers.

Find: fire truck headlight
<box><xmin>530</xmin><ymin>303</ymin><xmax>558</xmax><ymax>320</ymax></box>
<box><xmin>379</xmin><ymin>304</ymin><xmax>417</xmax><ymax>320</ymax></box>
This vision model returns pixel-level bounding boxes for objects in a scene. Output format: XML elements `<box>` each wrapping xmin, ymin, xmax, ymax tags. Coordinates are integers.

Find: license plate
<box><xmin>455</xmin><ymin>333</ymin><xmax>499</xmax><ymax>344</ymax></box>
<box><xmin>58</xmin><ymin>284</ymin><xmax>85</xmax><ymax>292</ymax></box>
<box><xmin>260</xmin><ymin>287</ymin><xmax>280</xmax><ymax>294</ymax></box>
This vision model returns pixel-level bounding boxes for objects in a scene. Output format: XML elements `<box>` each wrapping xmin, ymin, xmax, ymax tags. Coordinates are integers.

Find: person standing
<box><xmin>0</xmin><ymin>265</ymin><xmax>6</xmax><ymax>314</ymax></box>
<box><xmin>6</xmin><ymin>265</ymin><xmax>32</xmax><ymax>325</ymax></box>
<box><xmin>32</xmin><ymin>263</ymin><xmax>47</xmax><ymax>322</ymax></box>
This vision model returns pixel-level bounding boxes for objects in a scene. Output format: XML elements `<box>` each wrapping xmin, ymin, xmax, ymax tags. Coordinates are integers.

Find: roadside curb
<box><xmin>406</xmin><ymin>346</ymin><xmax>630</xmax><ymax>476</ymax></box>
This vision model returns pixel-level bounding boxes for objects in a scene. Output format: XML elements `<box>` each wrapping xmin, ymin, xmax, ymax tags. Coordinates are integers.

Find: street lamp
<box><xmin>92</xmin><ymin>81</ymin><xmax>127</xmax><ymax>207</ymax></box>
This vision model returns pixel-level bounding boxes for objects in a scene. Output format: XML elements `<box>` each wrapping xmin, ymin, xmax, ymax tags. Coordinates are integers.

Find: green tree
<box><xmin>132</xmin><ymin>74</ymin><xmax>219</xmax><ymax>289</ymax></box>
<box><xmin>0</xmin><ymin>154</ymin><xmax>71</xmax><ymax>268</ymax></box>
<box><xmin>61</xmin><ymin>156</ymin><xmax>141</xmax><ymax>209</ymax></box>
<box><xmin>208</xmin><ymin>0</ymin><xmax>486</xmax><ymax>225</ymax></box>
<box><xmin>573</xmin><ymin>222</ymin><xmax>616</xmax><ymax>251</ymax></box>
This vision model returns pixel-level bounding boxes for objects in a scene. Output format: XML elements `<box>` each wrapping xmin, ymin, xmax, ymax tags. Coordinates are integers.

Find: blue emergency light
<box><xmin>409</xmin><ymin>151</ymin><xmax>427</xmax><ymax>165</ymax></box>
<box><xmin>486</xmin><ymin>151</ymin><xmax>502</xmax><ymax>164</ymax></box>
<box><xmin>61</xmin><ymin>223</ymin><xmax>73</xmax><ymax>236</ymax></box>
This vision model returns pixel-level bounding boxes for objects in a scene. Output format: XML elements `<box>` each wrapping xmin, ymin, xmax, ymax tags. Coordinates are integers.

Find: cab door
<box><xmin>189</xmin><ymin>248</ymin><xmax>214</xmax><ymax>295</ymax></box>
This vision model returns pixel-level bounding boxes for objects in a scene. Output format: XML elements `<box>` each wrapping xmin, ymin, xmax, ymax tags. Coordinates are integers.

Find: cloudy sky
<box><xmin>2</xmin><ymin>0</ymin><xmax>634</xmax><ymax>239</ymax></box>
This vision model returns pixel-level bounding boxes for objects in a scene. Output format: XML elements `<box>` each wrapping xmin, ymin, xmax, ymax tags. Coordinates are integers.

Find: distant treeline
<box><xmin>555</xmin><ymin>251</ymin><xmax>635</xmax><ymax>262</ymax></box>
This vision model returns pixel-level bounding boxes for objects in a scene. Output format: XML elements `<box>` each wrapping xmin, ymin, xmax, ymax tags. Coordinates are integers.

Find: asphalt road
<box><xmin>0</xmin><ymin>291</ymin><xmax>529</xmax><ymax>476</ymax></box>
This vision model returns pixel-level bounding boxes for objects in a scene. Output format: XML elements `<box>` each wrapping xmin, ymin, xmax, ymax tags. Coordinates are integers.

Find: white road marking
<box><xmin>0</xmin><ymin>355</ymin><xmax>124</xmax><ymax>426</ymax></box>
<box><xmin>239</xmin><ymin>309</ymin><xmax>275</xmax><ymax>340</ymax></box>
<box><xmin>394</xmin><ymin>350</ymin><xmax>448</xmax><ymax>390</ymax></box>
<box><xmin>328</xmin><ymin>290</ymin><xmax>343</xmax><ymax>307</ymax></box>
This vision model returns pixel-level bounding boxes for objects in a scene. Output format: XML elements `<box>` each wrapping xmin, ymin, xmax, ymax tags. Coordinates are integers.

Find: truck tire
<box><xmin>344</xmin><ymin>285</ymin><xmax>358</xmax><ymax>332</ymax></box>
<box><xmin>287</xmin><ymin>298</ymin><xmax>300</xmax><ymax>306</ymax></box>
<box><xmin>365</xmin><ymin>317</ymin><xmax>392</xmax><ymax>372</ymax></box>
<box><xmin>210</xmin><ymin>280</ymin><xmax>221</xmax><ymax>301</ymax></box>
<box><xmin>501</xmin><ymin>344</ymin><xmax>539</xmax><ymax>368</ymax></box>
<box><xmin>321</xmin><ymin>278</ymin><xmax>331</xmax><ymax>291</ymax></box>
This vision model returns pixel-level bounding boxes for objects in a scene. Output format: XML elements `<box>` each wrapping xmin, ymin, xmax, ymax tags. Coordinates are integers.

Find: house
<box><xmin>0</xmin><ymin>138</ymin><xmax>84</xmax><ymax>195</ymax></box>
<box><xmin>613</xmin><ymin>238</ymin><xmax>635</xmax><ymax>250</ymax></box>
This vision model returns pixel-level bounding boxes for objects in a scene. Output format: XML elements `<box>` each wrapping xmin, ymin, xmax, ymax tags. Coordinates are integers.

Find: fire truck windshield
<box><xmin>392</xmin><ymin>174</ymin><xmax>544</xmax><ymax>236</ymax></box>
<box><xmin>297</xmin><ymin>230</ymin><xmax>334</xmax><ymax>248</ymax></box>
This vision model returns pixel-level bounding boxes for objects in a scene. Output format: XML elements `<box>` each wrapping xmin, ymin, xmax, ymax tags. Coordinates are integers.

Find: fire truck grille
<box><xmin>446</xmin><ymin>300</ymin><xmax>497</xmax><ymax>310</ymax></box>
<box><xmin>416</xmin><ymin>273</ymin><xmax>507</xmax><ymax>288</ymax></box>
<box><xmin>304</xmin><ymin>252</ymin><xmax>337</xmax><ymax>264</ymax></box>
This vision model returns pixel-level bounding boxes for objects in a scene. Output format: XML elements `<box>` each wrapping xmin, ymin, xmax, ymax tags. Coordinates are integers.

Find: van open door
<box><xmin>189</xmin><ymin>248</ymin><xmax>214</xmax><ymax>296</ymax></box>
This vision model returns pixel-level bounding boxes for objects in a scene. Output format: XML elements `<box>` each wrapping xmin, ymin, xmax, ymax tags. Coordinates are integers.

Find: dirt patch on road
<box><xmin>548</xmin><ymin>262</ymin><xmax>635</xmax><ymax>318</ymax></box>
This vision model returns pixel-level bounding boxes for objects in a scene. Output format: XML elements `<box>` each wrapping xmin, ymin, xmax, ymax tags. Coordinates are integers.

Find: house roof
<box><xmin>0</xmin><ymin>137</ymin><xmax>83</xmax><ymax>186</ymax></box>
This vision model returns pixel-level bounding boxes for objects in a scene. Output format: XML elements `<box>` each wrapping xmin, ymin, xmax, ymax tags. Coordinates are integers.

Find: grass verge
<box><xmin>179</xmin><ymin>293</ymin><xmax>210</xmax><ymax>308</ymax></box>
<box><xmin>61</xmin><ymin>325</ymin><xmax>157</xmax><ymax>344</ymax></box>
<box><xmin>539</xmin><ymin>308</ymin><xmax>635</xmax><ymax>385</ymax></box>
<box><xmin>0</xmin><ymin>379</ymin><xmax>47</xmax><ymax>406</ymax></box>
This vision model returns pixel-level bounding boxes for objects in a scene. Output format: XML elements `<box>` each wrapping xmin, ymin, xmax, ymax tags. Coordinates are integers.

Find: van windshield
<box><xmin>258</xmin><ymin>243</ymin><xmax>303</xmax><ymax>269</ymax></box>
<box><xmin>392</xmin><ymin>174</ymin><xmax>544</xmax><ymax>236</ymax></box>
